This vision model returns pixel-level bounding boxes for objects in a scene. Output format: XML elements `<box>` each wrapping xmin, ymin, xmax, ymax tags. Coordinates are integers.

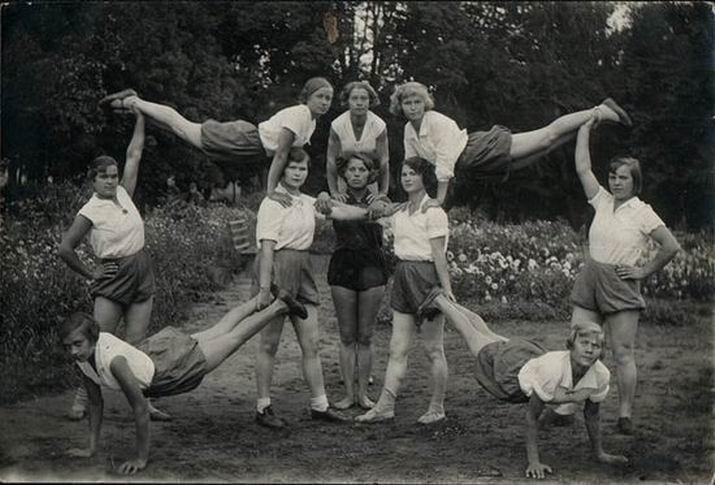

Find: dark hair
<box><xmin>87</xmin><ymin>155</ymin><xmax>118</xmax><ymax>181</ymax></box>
<box><xmin>60</xmin><ymin>312</ymin><xmax>100</xmax><ymax>343</ymax></box>
<box><xmin>608</xmin><ymin>156</ymin><xmax>642</xmax><ymax>196</ymax></box>
<box><xmin>340</xmin><ymin>81</ymin><xmax>381</xmax><ymax>108</ymax></box>
<box><xmin>281</xmin><ymin>148</ymin><xmax>310</xmax><ymax>178</ymax></box>
<box><xmin>298</xmin><ymin>77</ymin><xmax>334</xmax><ymax>104</ymax></box>
<box><xmin>566</xmin><ymin>321</ymin><xmax>605</xmax><ymax>360</ymax></box>
<box><xmin>336</xmin><ymin>152</ymin><xmax>380</xmax><ymax>185</ymax></box>
<box><xmin>402</xmin><ymin>156</ymin><xmax>438</xmax><ymax>197</ymax></box>
<box><xmin>389</xmin><ymin>82</ymin><xmax>435</xmax><ymax>118</ymax></box>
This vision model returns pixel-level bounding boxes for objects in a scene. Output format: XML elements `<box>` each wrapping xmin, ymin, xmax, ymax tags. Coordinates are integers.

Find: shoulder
<box><xmin>592</xmin><ymin>360</ymin><xmax>611</xmax><ymax>381</ymax></box>
<box><xmin>368</xmin><ymin>111</ymin><xmax>386</xmax><ymax>130</ymax></box>
<box><xmin>425</xmin><ymin>110</ymin><xmax>454</xmax><ymax>124</ymax></box>
<box><xmin>300</xmin><ymin>193</ymin><xmax>316</xmax><ymax>206</ymax></box>
<box><xmin>331</xmin><ymin>111</ymin><xmax>349</xmax><ymax>128</ymax></box>
<box><xmin>589</xmin><ymin>185</ymin><xmax>611</xmax><ymax>207</ymax></box>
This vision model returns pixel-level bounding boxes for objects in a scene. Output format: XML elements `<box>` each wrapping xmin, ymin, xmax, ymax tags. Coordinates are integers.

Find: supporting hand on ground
<box><xmin>525</xmin><ymin>461</ymin><xmax>552</xmax><ymax>479</ymax></box>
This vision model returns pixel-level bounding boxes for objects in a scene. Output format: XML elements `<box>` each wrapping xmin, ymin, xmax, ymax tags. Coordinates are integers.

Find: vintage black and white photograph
<box><xmin>0</xmin><ymin>1</ymin><xmax>713</xmax><ymax>482</ymax></box>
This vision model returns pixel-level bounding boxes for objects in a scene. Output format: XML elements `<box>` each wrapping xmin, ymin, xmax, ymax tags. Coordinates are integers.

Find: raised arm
<box><xmin>326</xmin><ymin>128</ymin><xmax>344</xmax><ymax>199</ymax></box>
<box><xmin>375</xmin><ymin>130</ymin><xmax>390</xmax><ymax>197</ymax></box>
<box><xmin>121</xmin><ymin>108</ymin><xmax>146</xmax><ymax>198</ymax></box>
<box><xmin>256</xmin><ymin>239</ymin><xmax>277</xmax><ymax>310</ymax></box>
<box><xmin>110</xmin><ymin>356</ymin><xmax>150</xmax><ymax>475</ymax></box>
<box><xmin>429</xmin><ymin>234</ymin><xmax>455</xmax><ymax>301</ymax></box>
<box><xmin>584</xmin><ymin>400</ymin><xmax>628</xmax><ymax>465</ymax></box>
<box><xmin>67</xmin><ymin>374</ymin><xmax>103</xmax><ymax>459</ymax></box>
<box><xmin>59</xmin><ymin>215</ymin><xmax>118</xmax><ymax>281</ymax></box>
<box><xmin>574</xmin><ymin>118</ymin><xmax>599</xmax><ymax>200</ymax></box>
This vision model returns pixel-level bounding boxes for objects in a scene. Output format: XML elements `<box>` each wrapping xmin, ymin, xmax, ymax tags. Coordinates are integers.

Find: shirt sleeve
<box><xmin>638</xmin><ymin>204</ymin><xmax>666</xmax><ymax>235</ymax></box>
<box><xmin>255</xmin><ymin>198</ymin><xmax>285</xmax><ymax>244</ymax></box>
<box><xmin>431</xmin><ymin>117</ymin><xmax>462</xmax><ymax>182</ymax></box>
<box><xmin>587</xmin><ymin>185</ymin><xmax>609</xmax><ymax>210</ymax></box>
<box><xmin>518</xmin><ymin>357</ymin><xmax>558</xmax><ymax>402</ymax></box>
<box><xmin>587</xmin><ymin>363</ymin><xmax>611</xmax><ymax>403</ymax></box>
<box><xmin>77</xmin><ymin>199</ymin><xmax>99</xmax><ymax>224</ymax></box>
<box><xmin>425</xmin><ymin>207</ymin><xmax>449</xmax><ymax>240</ymax></box>
<box><xmin>279</xmin><ymin>105</ymin><xmax>311</xmax><ymax>138</ymax></box>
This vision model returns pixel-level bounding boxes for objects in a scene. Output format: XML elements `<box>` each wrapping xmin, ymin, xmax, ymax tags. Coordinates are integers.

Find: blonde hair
<box><xmin>389</xmin><ymin>81</ymin><xmax>435</xmax><ymax>117</ymax></box>
<box><xmin>566</xmin><ymin>321</ymin><xmax>605</xmax><ymax>359</ymax></box>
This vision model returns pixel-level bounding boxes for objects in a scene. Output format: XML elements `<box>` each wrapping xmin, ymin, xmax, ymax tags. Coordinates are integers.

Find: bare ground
<box><xmin>1</xmin><ymin>255</ymin><xmax>712</xmax><ymax>483</ymax></box>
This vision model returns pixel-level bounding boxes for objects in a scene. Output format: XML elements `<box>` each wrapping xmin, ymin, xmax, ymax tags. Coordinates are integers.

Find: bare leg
<box><xmin>417</xmin><ymin>314</ymin><xmax>448</xmax><ymax>424</ymax></box>
<box><xmin>118</xmin><ymin>97</ymin><xmax>203</xmax><ymax>149</ymax></box>
<box><xmin>432</xmin><ymin>296</ymin><xmax>506</xmax><ymax>357</ymax></box>
<box><xmin>255</xmin><ymin>316</ymin><xmax>286</xmax><ymax>402</ymax></box>
<box><xmin>356</xmin><ymin>285</ymin><xmax>385</xmax><ymax>408</ymax></box>
<box><xmin>605</xmin><ymin>310</ymin><xmax>640</xmax><ymax>419</ymax></box>
<box><xmin>570</xmin><ymin>305</ymin><xmax>603</xmax><ymax>326</ymax></box>
<box><xmin>291</xmin><ymin>305</ymin><xmax>329</xmax><ymax>401</ymax></box>
<box><xmin>123</xmin><ymin>297</ymin><xmax>153</xmax><ymax>344</ymax></box>
<box><xmin>355</xmin><ymin>311</ymin><xmax>415</xmax><ymax>422</ymax></box>
<box><xmin>331</xmin><ymin>286</ymin><xmax>359</xmax><ymax>410</ymax></box>
<box><xmin>198</xmin><ymin>299</ymin><xmax>288</xmax><ymax>373</ymax></box>
<box><xmin>510</xmin><ymin>103</ymin><xmax>620</xmax><ymax>161</ymax></box>
<box><xmin>191</xmin><ymin>297</ymin><xmax>260</xmax><ymax>343</ymax></box>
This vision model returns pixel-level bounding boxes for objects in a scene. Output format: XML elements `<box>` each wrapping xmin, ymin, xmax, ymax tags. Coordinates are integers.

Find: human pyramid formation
<box><xmin>58</xmin><ymin>78</ymin><xmax>680</xmax><ymax>477</ymax></box>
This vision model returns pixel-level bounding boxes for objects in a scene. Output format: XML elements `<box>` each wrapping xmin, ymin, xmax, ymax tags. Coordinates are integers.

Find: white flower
<box><xmin>458</xmin><ymin>253</ymin><xmax>468</xmax><ymax>263</ymax></box>
<box><xmin>485</xmin><ymin>275</ymin><xmax>493</xmax><ymax>285</ymax></box>
<box><xmin>491</xmin><ymin>283</ymin><xmax>498</xmax><ymax>290</ymax></box>
<box><xmin>446</xmin><ymin>250</ymin><xmax>454</xmax><ymax>262</ymax></box>
<box><xmin>501</xmin><ymin>296</ymin><xmax>508</xmax><ymax>304</ymax></box>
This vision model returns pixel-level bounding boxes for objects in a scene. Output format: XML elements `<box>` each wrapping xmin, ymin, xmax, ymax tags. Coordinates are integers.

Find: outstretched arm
<box><xmin>524</xmin><ymin>393</ymin><xmax>552</xmax><ymax>479</ymax></box>
<box><xmin>574</xmin><ymin>119</ymin><xmax>599</xmax><ymax>200</ymax></box>
<box><xmin>266</xmin><ymin>128</ymin><xmax>296</xmax><ymax>202</ymax></box>
<box><xmin>429</xmin><ymin>235</ymin><xmax>455</xmax><ymax>301</ymax></box>
<box><xmin>110</xmin><ymin>356</ymin><xmax>150</xmax><ymax>475</ymax></box>
<box><xmin>584</xmin><ymin>400</ymin><xmax>628</xmax><ymax>465</ymax></box>
<box><xmin>67</xmin><ymin>374</ymin><xmax>103</xmax><ymax>458</ymax></box>
<box><xmin>326</xmin><ymin>128</ymin><xmax>345</xmax><ymax>200</ymax></box>
<box><xmin>256</xmin><ymin>239</ymin><xmax>277</xmax><ymax>310</ymax></box>
<box><xmin>376</xmin><ymin>130</ymin><xmax>390</xmax><ymax>197</ymax></box>
<box><xmin>121</xmin><ymin>108</ymin><xmax>146</xmax><ymax>198</ymax></box>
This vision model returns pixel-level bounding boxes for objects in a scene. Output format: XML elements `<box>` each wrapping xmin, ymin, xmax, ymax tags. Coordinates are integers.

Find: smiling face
<box><xmin>608</xmin><ymin>164</ymin><xmax>635</xmax><ymax>201</ymax></box>
<box><xmin>400</xmin><ymin>163</ymin><xmax>425</xmax><ymax>194</ymax></box>
<box><xmin>63</xmin><ymin>327</ymin><xmax>96</xmax><ymax>363</ymax></box>
<box><xmin>401</xmin><ymin>93</ymin><xmax>426</xmax><ymax>123</ymax></box>
<box><xmin>344</xmin><ymin>157</ymin><xmax>370</xmax><ymax>190</ymax></box>
<box><xmin>305</xmin><ymin>87</ymin><xmax>334</xmax><ymax>117</ymax></box>
<box><xmin>281</xmin><ymin>158</ymin><xmax>309</xmax><ymax>191</ymax></box>
<box><xmin>569</xmin><ymin>333</ymin><xmax>603</xmax><ymax>369</ymax></box>
<box><xmin>93</xmin><ymin>164</ymin><xmax>119</xmax><ymax>199</ymax></box>
<box><xmin>347</xmin><ymin>86</ymin><xmax>370</xmax><ymax>116</ymax></box>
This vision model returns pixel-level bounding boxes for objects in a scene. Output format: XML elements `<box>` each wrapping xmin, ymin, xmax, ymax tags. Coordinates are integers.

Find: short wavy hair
<box><xmin>340</xmin><ymin>81</ymin><xmax>381</xmax><ymax>108</ymax></box>
<box><xmin>87</xmin><ymin>155</ymin><xmax>118</xmax><ymax>181</ymax></box>
<box><xmin>336</xmin><ymin>151</ymin><xmax>380</xmax><ymax>185</ymax></box>
<box><xmin>566</xmin><ymin>321</ymin><xmax>605</xmax><ymax>360</ymax></box>
<box><xmin>402</xmin><ymin>156</ymin><xmax>437</xmax><ymax>197</ymax></box>
<box><xmin>389</xmin><ymin>81</ymin><xmax>435</xmax><ymax>118</ymax></box>
<box><xmin>60</xmin><ymin>312</ymin><xmax>100</xmax><ymax>343</ymax></box>
<box><xmin>608</xmin><ymin>156</ymin><xmax>642</xmax><ymax>196</ymax></box>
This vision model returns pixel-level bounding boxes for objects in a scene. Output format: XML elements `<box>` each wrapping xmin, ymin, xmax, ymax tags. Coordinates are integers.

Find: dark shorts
<box><xmin>327</xmin><ymin>248</ymin><xmax>388</xmax><ymax>292</ymax></box>
<box><xmin>138</xmin><ymin>326</ymin><xmax>208</xmax><ymax>398</ymax></box>
<box><xmin>570</xmin><ymin>258</ymin><xmax>646</xmax><ymax>314</ymax></box>
<box><xmin>200</xmin><ymin>119</ymin><xmax>266</xmax><ymax>162</ymax></box>
<box><xmin>390</xmin><ymin>260</ymin><xmax>439</xmax><ymax>315</ymax></box>
<box><xmin>455</xmin><ymin>125</ymin><xmax>513</xmax><ymax>178</ymax></box>
<box><xmin>90</xmin><ymin>249</ymin><xmax>155</xmax><ymax>307</ymax></box>
<box><xmin>252</xmin><ymin>249</ymin><xmax>320</xmax><ymax>306</ymax></box>
<box><xmin>474</xmin><ymin>338</ymin><xmax>547</xmax><ymax>403</ymax></box>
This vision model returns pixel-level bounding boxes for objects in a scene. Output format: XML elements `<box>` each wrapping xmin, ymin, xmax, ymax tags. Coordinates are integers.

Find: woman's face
<box><xmin>347</xmin><ymin>87</ymin><xmax>370</xmax><ymax>115</ymax></box>
<box><xmin>306</xmin><ymin>87</ymin><xmax>334</xmax><ymax>117</ymax></box>
<box><xmin>344</xmin><ymin>157</ymin><xmax>370</xmax><ymax>190</ymax></box>
<box><xmin>608</xmin><ymin>164</ymin><xmax>635</xmax><ymax>201</ymax></box>
<box><xmin>400</xmin><ymin>163</ymin><xmax>424</xmax><ymax>194</ymax></box>
<box><xmin>401</xmin><ymin>93</ymin><xmax>426</xmax><ymax>122</ymax></box>
<box><xmin>281</xmin><ymin>159</ymin><xmax>309</xmax><ymax>190</ymax></box>
<box><xmin>93</xmin><ymin>164</ymin><xmax>119</xmax><ymax>199</ymax></box>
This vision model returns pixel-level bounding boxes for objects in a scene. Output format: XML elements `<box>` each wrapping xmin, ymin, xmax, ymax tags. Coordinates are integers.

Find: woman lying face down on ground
<box><xmin>415</xmin><ymin>288</ymin><xmax>629</xmax><ymax>479</ymax></box>
<box><xmin>60</xmin><ymin>289</ymin><xmax>307</xmax><ymax>475</ymax></box>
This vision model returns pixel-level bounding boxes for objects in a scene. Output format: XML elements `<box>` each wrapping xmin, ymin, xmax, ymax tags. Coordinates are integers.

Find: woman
<box><xmin>389</xmin><ymin>81</ymin><xmax>633</xmax><ymax>207</ymax></box>
<box><xmin>352</xmin><ymin>156</ymin><xmax>451</xmax><ymax>425</ymax></box>
<box><xmin>252</xmin><ymin>154</ymin><xmax>371</xmax><ymax>428</ymax></box>
<box><xmin>326</xmin><ymin>81</ymin><xmax>390</xmax><ymax>202</ymax></box>
<box><xmin>99</xmin><ymin>77</ymin><xmax>334</xmax><ymax>205</ymax></box>
<box><xmin>58</xmin><ymin>107</ymin><xmax>169</xmax><ymax>421</ymax></box>
<box><xmin>61</xmin><ymin>287</ymin><xmax>307</xmax><ymax>475</ymax></box>
<box><xmin>322</xmin><ymin>153</ymin><xmax>388</xmax><ymax>410</ymax></box>
<box><xmin>569</xmin><ymin>117</ymin><xmax>680</xmax><ymax>434</ymax></box>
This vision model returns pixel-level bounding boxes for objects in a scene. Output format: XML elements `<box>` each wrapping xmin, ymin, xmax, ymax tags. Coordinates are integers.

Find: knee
<box><xmin>611</xmin><ymin>341</ymin><xmax>635</xmax><ymax>366</ymax></box>
<box><xmin>356</xmin><ymin>328</ymin><xmax>373</xmax><ymax>347</ymax></box>
<box><xmin>339</xmin><ymin>326</ymin><xmax>357</xmax><ymax>347</ymax></box>
<box><xmin>300</xmin><ymin>336</ymin><xmax>321</xmax><ymax>360</ymax></box>
<box><xmin>424</xmin><ymin>344</ymin><xmax>446</xmax><ymax>363</ymax></box>
<box><xmin>258</xmin><ymin>336</ymin><xmax>281</xmax><ymax>356</ymax></box>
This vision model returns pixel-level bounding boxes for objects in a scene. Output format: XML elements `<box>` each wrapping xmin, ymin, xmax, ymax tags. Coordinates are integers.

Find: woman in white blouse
<box><xmin>326</xmin><ymin>81</ymin><xmax>390</xmax><ymax>202</ymax></box>
<box><xmin>59</xmin><ymin>107</ymin><xmax>169</xmax><ymax>421</ymax></box>
<box><xmin>570</xmin><ymin>117</ymin><xmax>680</xmax><ymax>434</ymax></box>
<box><xmin>390</xmin><ymin>81</ymin><xmax>634</xmax><ymax>208</ymax></box>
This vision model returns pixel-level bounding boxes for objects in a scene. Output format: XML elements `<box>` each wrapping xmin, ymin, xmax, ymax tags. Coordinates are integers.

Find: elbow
<box><xmin>57</xmin><ymin>243</ymin><xmax>72</xmax><ymax>261</ymax></box>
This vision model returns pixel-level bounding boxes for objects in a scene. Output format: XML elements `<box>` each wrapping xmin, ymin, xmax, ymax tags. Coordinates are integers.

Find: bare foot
<box><xmin>332</xmin><ymin>396</ymin><xmax>354</xmax><ymax>410</ymax></box>
<box><xmin>355</xmin><ymin>405</ymin><xmax>394</xmax><ymax>423</ymax></box>
<box><xmin>357</xmin><ymin>395</ymin><xmax>375</xmax><ymax>410</ymax></box>
<box><xmin>417</xmin><ymin>410</ymin><xmax>446</xmax><ymax>424</ymax></box>
<box><xmin>149</xmin><ymin>403</ymin><xmax>173</xmax><ymax>422</ymax></box>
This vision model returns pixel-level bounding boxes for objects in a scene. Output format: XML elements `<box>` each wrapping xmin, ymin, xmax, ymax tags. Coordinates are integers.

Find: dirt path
<box><xmin>1</xmin><ymin>255</ymin><xmax>712</xmax><ymax>483</ymax></box>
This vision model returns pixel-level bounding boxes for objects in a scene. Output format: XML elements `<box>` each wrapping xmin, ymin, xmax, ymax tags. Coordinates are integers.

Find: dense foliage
<box><xmin>2</xmin><ymin>2</ymin><xmax>713</xmax><ymax>228</ymax></box>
